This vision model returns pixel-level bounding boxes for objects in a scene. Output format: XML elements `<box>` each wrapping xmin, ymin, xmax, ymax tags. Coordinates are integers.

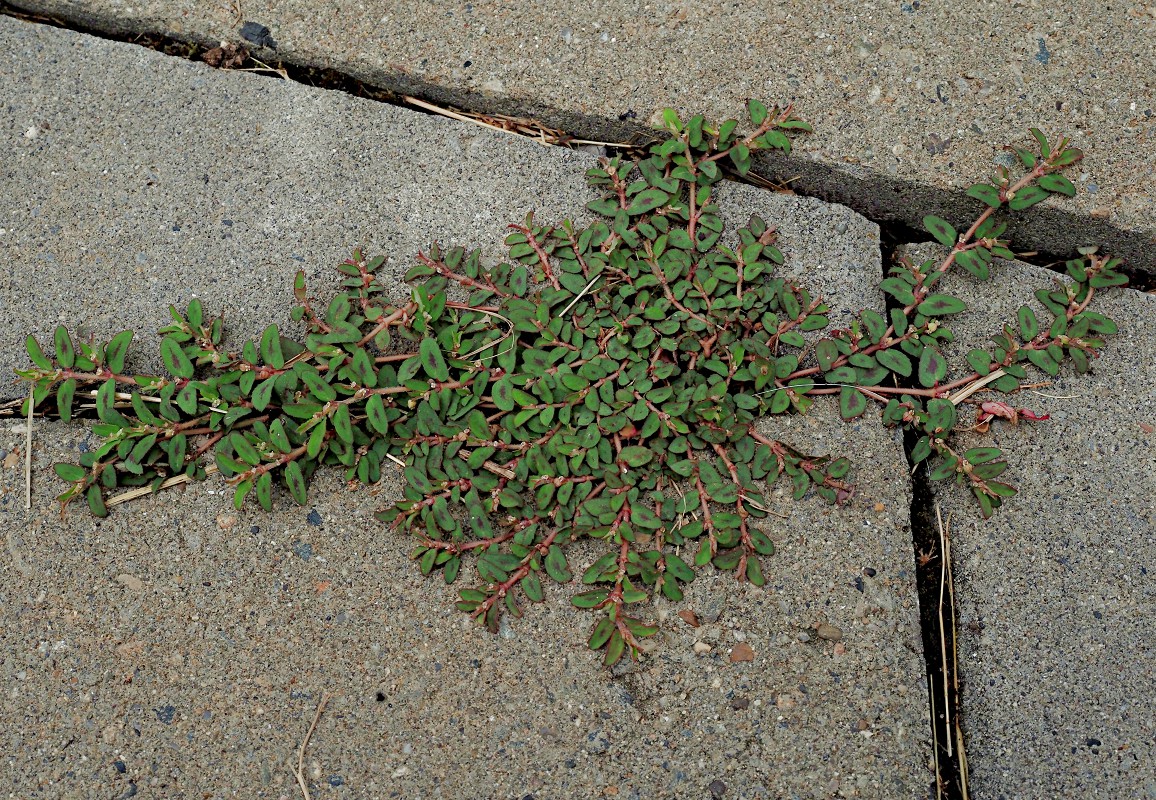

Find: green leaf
<box><xmin>1008</xmin><ymin>185</ymin><xmax>1049</xmax><ymax>210</ymax></box>
<box><xmin>252</xmin><ymin>377</ymin><xmax>277</xmax><ymax>412</ymax></box>
<box><xmin>955</xmin><ymin>250</ymin><xmax>990</xmax><ymax>280</ymax></box>
<box><xmin>923</xmin><ymin>215</ymin><xmax>957</xmax><ymax>248</ymax></box>
<box><xmin>925</xmin><ymin>398</ymin><xmax>956</xmax><ymax>433</ymax></box>
<box><xmin>26</xmin><ymin>335</ymin><xmax>52</xmax><ymax>369</ymax></box>
<box><xmin>747</xmin><ymin>99</ymin><xmax>768</xmax><ymax>126</ymax></box>
<box><xmin>1026</xmin><ymin>348</ymin><xmax>1060</xmax><ymax>376</ymax></box>
<box><xmin>255</xmin><ymin>471</ymin><xmax>273</xmax><ymax>511</ymax></box>
<box><xmin>230</xmin><ymin>432</ymin><xmax>261</xmax><ymax>466</ymax></box>
<box><xmin>966</xmin><ymin>183</ymin><xmax>1002</xmax><ymax>208</ymax></box>
<box><xmin>604</xmin><ymin>631</ymin><xmax>626</xmax><ymax>666</ymax></box>
<box><xmin>861</xmin><ymin>310</ymin><xmax>887</xmax><ymax>344</ymax></box>
<box><xmin>880</xmin><ymin>278</ymin><xmax>916</xmax><ymax>305</ymax></box>
<box><xmin>521</xmin><ymin>574</ymin><xmax>544</xmax><ymax>603</ymax></box>
<box><xmin>54</xmin><ymin>326</ymin><xmax>75</xmax><ymax>368</ymax></box>
<box><xmin>964</xmin><ymin>447</ymin><xmax>1001</xmax><ymax>465</ymax></box>
<box><xmin>571</xmin><ymin>589</ymin><xmax>609</xmax><ymax>609</ymax></box>
<box><xmin>332</xmin><ymin>403</ymin><xmax>354</xmax><ymax>444</ymax></box>
<box><xmin>875</xmin><ymin>349</ymin><xmax>911</xmax><ymax>377</ymax></box>
<box><xmin>918</xmin><ymin>346</ymin><xmax>947</xmax><ymax>388</ymax></box>
<box><xmin>966</xmin><ymin>349</ymin><xmax>991</xmax><ymax>376</ymax></box>
<box><xmin>95</xmin><ymin>379</ymin><xmax>124</xmax><ymax>426</ymax></box>
<box><xmin>1017</xmin><ymin>305</ymin><xmax>1039</xmax><ymax>341</ymax></box>
<box><xmin>86</xmin><ymin>483</ymin><xmax>108</xmax><ymax>517</ymax></box>
<box><xmin>104</xmin><ymin>331</ymin><xmax>133</xmax><ymax>373</ymax></box>
<box><xmin>619</xmin><ymin>446</ymin><xmax>653</xmax><ymax>467</ymax></box>
<box><xmin>815</xmin><ymin>340</ymin><xmax>839</xmax><ymax>372</ymax></box>
<box><xmin>365</xmin><ymin>394</ymin><xmax>390</xmax><ymax>435</ymax></box>
<box><xmin>420</xmin><ymin>337</ymin><xmax>450</xmax><ymax>382</ymax></box>
<box><xmin>260</xmin><ymin>321</ymin><xmax>284</xmax><ymax>367</ymax></box>
<box><xmin>56</xmin><ymin>378</ymin><xmax>77</xmax><ymax>423</ymax></box>
<box><xmin>588</xmin><ymin>616</ymin><xmax>614</xmax><ymax>650</ymax></box>
<box><xmin>307</xmin><ymin>420</ymin><xmax>328</xmax><ymax>458</ymax></box>
<box><xmin>491</xmin><ymin>377</ymin><xmax>514</xmax><ymax>411</ymax></box>
<box><xmin>1039</xmin><ymin>174</ymin><xmax>1075</xmax><ymax>196</ymax></box>
<box><xmin>545</xmin><ymin>544</ymin><xmax>572</xmax><ymax>583</ymax></box>
<box><xmin>627</xmin><ymin>188</ymin><xmax>669</xmax><ymax>215</ymax></box>
<box><xmin>284</xmin><ymin>460</ymin><xmax>308</xmax><ymax>505</ymax></box>
<box><xmin>176</xmin><ymin>383</ymin><xmax>199</xmax><ymax>415</ymax></box>
<box><xmin>54</xmin><ymin>462</ymin><xmax>87</xmax><ymax>482</ymax></box>
<box><xmin>160</xmin><ymin>337</ymin><xmax>194</xmax><ymax>379</ymax></box>
<box><xmin>1089</xmin><ymin>271</ymin><xmax>1128</xmax><ymax>288</ymax></box>
<box><xmin>918</xmin><ymin>294</ymin><xmax>967</xmax><ymax>316</ymax></box>
<box><xmin>1029</xmin><ymin>127</ymin><xmax>1050</xmax><ymax>158</ymax></box>
<box><xmin>839</xmin><ymin>386</ymin><xmax>868</xmax><ymax>421</ymax></box>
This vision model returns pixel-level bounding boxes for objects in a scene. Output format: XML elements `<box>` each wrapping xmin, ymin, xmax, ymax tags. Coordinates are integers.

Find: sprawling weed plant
<box><xmin>19</xmin><ymin>103</ymin><xmax>1123</xmax><ymax>664</ymax></box>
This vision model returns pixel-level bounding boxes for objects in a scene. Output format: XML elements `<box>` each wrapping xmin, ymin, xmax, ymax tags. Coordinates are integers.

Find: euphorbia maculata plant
<box><xmin>18</xmin><ymin>102</ymin><xmax>1123</xmax><ymax>664</ymax></box>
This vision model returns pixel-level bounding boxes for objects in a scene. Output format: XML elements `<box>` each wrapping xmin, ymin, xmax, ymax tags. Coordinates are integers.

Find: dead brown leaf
<box><xmin>677</xmin><ymin>609</ymin><xmax>700</xmax><ymax>628</ymax></box>
<box><xmin>202</xmin><ymin>43</ymin><xmax>249</xmax><ymax>69</ymax></box>
<box><xmin>2</xmin><ymin>449</ymin><xmax>19</xmax><ymax>469</ymax></box>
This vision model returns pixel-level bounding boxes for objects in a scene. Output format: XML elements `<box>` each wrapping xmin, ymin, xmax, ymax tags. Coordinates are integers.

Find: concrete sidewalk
<box><xmin>902</xmin><ymin>244</ymin><xmax>1156</xmax><ymax>799</ymax></box>
<box><xmin>8</xmin><ymin>0</ymin><xmax>1156</xmax><ymax>274</ymax></box>
<box><xmin>1</xmin><ymin>17</ymin><xmax>930</xmax><ymax>799</ymax></box>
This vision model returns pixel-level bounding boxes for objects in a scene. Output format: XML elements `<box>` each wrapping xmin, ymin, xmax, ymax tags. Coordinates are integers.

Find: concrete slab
<box><xmin>0</xmin><ymin>18</ymin><xmax>931</xmax><ymax>798</ymax></box>
<box><xmin>6</xmin><ymin>0</ymin><xmax>1155</xmax><ymax>274</ymax></box>
<box><xmin>900</xmin><ymin>243</ymin><xmax>1156</xmax><ymax>798</ymax></box>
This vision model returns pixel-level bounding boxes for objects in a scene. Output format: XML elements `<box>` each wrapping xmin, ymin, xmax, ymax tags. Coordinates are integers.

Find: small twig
<box><xmin>559</xmin><ymin>275</ymin><xmax>602</xmax><ymax>317</ymax></box>
<box><xmin>25</xmin><ymin>388</ymin><xmax>33</xmax><ymax>510</ymax></box>
<box><xmin>293</xmin><ymin>692</ymin><xmax>331</xmax><ymax>800</ymax></box>
<box><xmin>236</xmin><ymin>56</ymin><xmax>288</xmax><ymax>79</ymax></box>
<box><xmin>946</xmin><ymin>369</ymin><xmax>1006</xmax><ymax>406</ymax></box>
<box><xmin>106</xmin><ymin>464</ymin><xmax>220</xmax><ymax>507</ymax></box>
<box><xmin>934</xmin><ymin>500</ymin><xmax>952</xmax><ymax>758</ymax></box>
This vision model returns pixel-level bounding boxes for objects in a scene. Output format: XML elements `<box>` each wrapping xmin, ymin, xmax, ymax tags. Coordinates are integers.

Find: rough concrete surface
<box><xmin>902</xmin><ymin>243</ymin><xmax>1156</xmax><ymax>798</ymax></box>
<box><xmin>0</xmin><ymin>18</ymin><xmax>931</xmax><ymax>798</ymax></box>
<box><xmin>7</xmin><ymin>0</ymin><xmax>1155</xmax><ymax>273</ymax></box>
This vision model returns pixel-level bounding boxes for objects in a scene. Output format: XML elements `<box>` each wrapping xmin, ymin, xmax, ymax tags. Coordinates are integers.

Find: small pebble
<box><xmin>817</xmin><ymin>624</ymin><xmax>843</xmax><ymax>642</ymax></box>
<box><xmin>239</xmin><ymin>21</ymin><xmax>277</xmax><ymax>49</ymax></box>
<box><xmin>291</xmin><ymin>541</ymin><xmax>313</xmax><ymax>561</ymax></box>
<box><xmin>306</xmin><ymin>509</ymin><xmax>323</xmax><ymax>526</ymax></box>
<box><xmin>728</xmin><ymin>643</ymin><xmax>755</xmax><ymax>663</ymax></box>
<box><xmin>693</xmin><ymin>642</ymin><xmax>712</xmax><ymax>654</ymax></box>
<box><xmin>796</xmin><ymin>631</ymin><xmax>811</xmax><ymax>643</ymax></box>
<box><xmin>709</xmin><ymin>779</ymin><xmax>727</xmax><ymax>798</ymax></box>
